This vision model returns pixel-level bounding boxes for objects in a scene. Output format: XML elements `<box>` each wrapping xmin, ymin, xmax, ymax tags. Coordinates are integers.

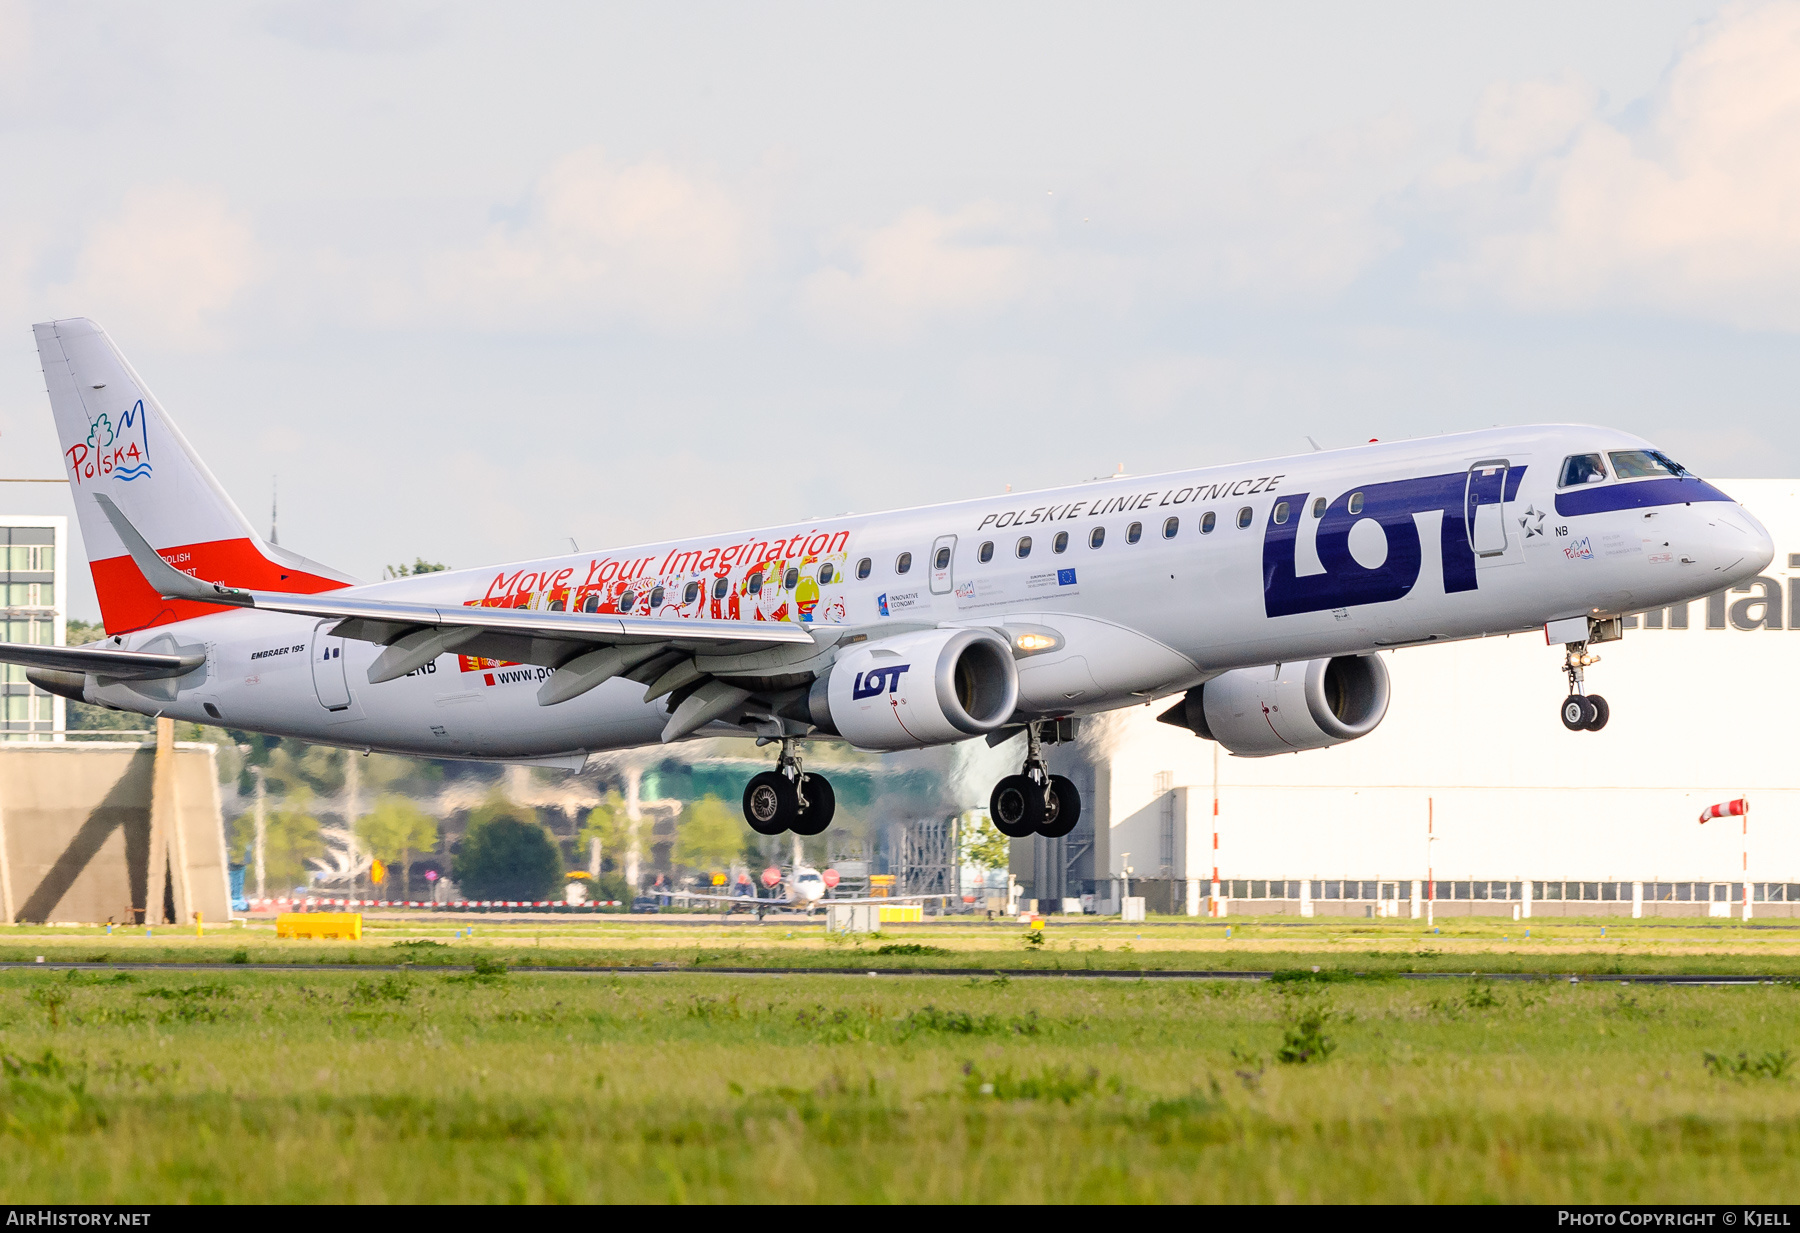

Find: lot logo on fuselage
<box><xmin>1262</xmin><ymin>468</ymin><xmax>1526</xmax><ymax>618</ymax></box>
<box><xmin>852</xmin><ymin>664</ymin><xmax>909</xmax><ymax>699</ymax></box>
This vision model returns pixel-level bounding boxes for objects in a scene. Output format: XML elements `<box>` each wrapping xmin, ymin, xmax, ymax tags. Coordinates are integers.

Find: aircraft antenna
<box><xmin>270</xmin><ymin>476</ymin><xmax>279</xmax><ymax>545</ymax></box>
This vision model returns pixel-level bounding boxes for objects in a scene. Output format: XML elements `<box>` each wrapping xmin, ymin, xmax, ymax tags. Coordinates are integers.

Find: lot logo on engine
<box><xmin>852</xmin><ymin>664</ymin><xmax>910</xmax><ymax>699</ymax></box>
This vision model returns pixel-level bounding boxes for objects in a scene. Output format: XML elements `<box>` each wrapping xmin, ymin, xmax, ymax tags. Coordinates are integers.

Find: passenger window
<box><xmin>1052</xmin><ymin>531</ymin><xmax>1069</xmax><ymax>554</ymax></box>
<box><xmin>648</xmin><ymin>586</ymin><xmax>665</xmax><ymax>608</ymax></box>
<box><xmin>819</xmin><ymin>563</ymin><xmax>836</xmax><ymax>585</ymax></box>
<box><xmin>618</xmin><ymin>590</ymin><xmax>637</xmax><ymax>612</ymax></box>
<box><xmin>978</xmin><ymin>541</ymin><xmax>994</xmax><ymax>564</ymax></box>
<box><xmin>784</xmin><ymin>566</ymin><xmax>800</xmax><ymax>590</ymax></box>
<box><xmin>747</xmin><ymin>570</ymin><xmax>763</xmax><ymax>596</ymax></box>
<box><xmin>856</xmin><ymin>557</ymin><xmax>872</xmax><ymax>580</ymax></box>
<box><xmin>895</xmin><ymin>553</ymin><xmax>912</xmax><ymax>575</ymax></box>
<box><xmin>1312</xmin><ymin>497</ymin><xmax>1326</xmax><ymax>518</ymax></box>
<box><xmin>1016</xmin><ymin>536</ymin><xmax>1032</xmax><ymax>558</ymax></box>
<box><xmin>1272</xmin><ymin>501</ymin><xmax>1290</xmax><ymax>525</ymax></box>
<box><xmin>1608</xmin><ymin>450</ymin><xmax>1690</xmax><ymax>480</ymax></box>
<box><xmin>1162</xmin><ymin>517</ymin><xmax>1178</xmax><ymax>539</ymax></box>
<box><xmin>1347</xmin><ymin>492</ymin><xmax>1364</xmax><ymax>515</ymax></box>
<box><xmin>581</xmin><ymin>593</ymin><xmax>600</xmax><ymax>613</ymax></box>
<box><xmin>712</xmin><ymin>577</ymin><xmax>728</xmax><ymax>600</ymax></box>
<box><xmin>1235</xmin><ymin>507</ymin><xmax>1253</xmax><ymax>529</ymax></box>
<box><xmin>1559</xmin><ymin>454</ymin><xmax>1607</xmax><ymax>487</ymax></box>
<box><xmin>1126</xmin><ymin>522</ymin><xmax>1142</xmax><ymax>544</ymax></box>
<box><xmin>1200</xmin><ymin>512</ymin><xmax>1216</xmax><ymax>534</ymax></box>
<box><xmin>683</xmin><ymin>581</ymin><xmax>700</xmax><ymax>605</ymax></box>
<box><xmin>1089</xmin><ymin>527</ymin><xmax>1106</xmax><ymax>549</ymax></box>
<box><xmin>934</xmin><ymin>546</ymin><xmax>951</xmax><ymax>569</ymax></box>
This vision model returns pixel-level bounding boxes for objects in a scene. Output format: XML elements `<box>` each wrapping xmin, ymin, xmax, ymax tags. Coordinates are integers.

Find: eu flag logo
<box><xmin>1057</xmin><ymin>568</ymin><xmax>1077</xmax><ymax>586</ymax></box>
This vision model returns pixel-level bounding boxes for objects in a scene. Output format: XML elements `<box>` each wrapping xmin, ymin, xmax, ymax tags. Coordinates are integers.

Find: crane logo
<box><xmin>852</xmin><ymin>664</ymin><xmax>909</xmax><ymax>699</ymax></box>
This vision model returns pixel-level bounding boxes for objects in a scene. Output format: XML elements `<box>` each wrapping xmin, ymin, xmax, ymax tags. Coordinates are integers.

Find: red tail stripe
<box><xmin>91</xmin><ymin>539</ymin><xmax>349</xmax><ymax>633</ymax></box>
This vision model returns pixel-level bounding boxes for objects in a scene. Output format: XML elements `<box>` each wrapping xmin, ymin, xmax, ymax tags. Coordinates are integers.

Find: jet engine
<box><xmin>808</xmin><ymin>628</ymin><xmax>1018</xmax><ymax>751</ymax></box>
<box><xmin>1159</xmin><ymin>654</ymin><xmax>1390</xmax><ymax>757</ymax></box>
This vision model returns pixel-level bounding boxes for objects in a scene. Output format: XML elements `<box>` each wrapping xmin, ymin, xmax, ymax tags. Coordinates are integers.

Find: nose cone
<box><xmin>1707</xmin><ymin>502</ymin><xmax>1775</xmax><ymax>588</ymax></box>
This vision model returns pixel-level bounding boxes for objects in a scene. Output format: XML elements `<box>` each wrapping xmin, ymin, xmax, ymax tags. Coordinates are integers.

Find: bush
<box><xmin>453</xmin><ymin>799</ymin><xmax>561</xmax><ymax>901</ymax></box>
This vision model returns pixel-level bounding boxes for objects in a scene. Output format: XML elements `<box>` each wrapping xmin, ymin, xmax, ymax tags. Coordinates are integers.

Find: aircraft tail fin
<box><xmin>33</xmin><ymin>318</ymin><xmax>357</xmax><ymax>633</ymax></box>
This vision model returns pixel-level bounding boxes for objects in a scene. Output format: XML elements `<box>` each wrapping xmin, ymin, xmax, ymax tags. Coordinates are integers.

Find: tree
<box><xmin>576</xmin><ymin>791</ymin><xmax>630</xmax><ymax>874</ymax></box>
<box><xmin>229</xmin><ymin>794</ymin><xmax>325</xmax><ymax>892</ymax></box>
<box><xmin>356</xmin><ymin>794</ymin><xmax>439</xmax><ymax>899</ymax></box>
<box><xmin>672</xmin><ymin>794</ymin><xmax>747</xmax><ymax>874</ymax></box>
<box><xmin>453</xmin><ymin>793</ymin><xmax>561</xmax><ymax>900</ymax></box>
<box><xmin>385</xmin><ymin>558</ymin><xmax>449</xmax><ymax>578</ymax></box>
<box><xmin>962</xmin><ymin>812</ymin><xmax>1011</xmax><ymax>873</ymax></box>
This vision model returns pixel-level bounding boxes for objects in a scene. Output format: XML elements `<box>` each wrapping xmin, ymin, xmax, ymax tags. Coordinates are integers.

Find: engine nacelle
<box><xmin>1159</xmin><ymin>654</ymin><xmax>1390</xmax><ymax>757</ymax></box>
<box><xmin>810</xmin><ymin>628</ymin><xmax>1018</xmax><ymax>751</ymax></box>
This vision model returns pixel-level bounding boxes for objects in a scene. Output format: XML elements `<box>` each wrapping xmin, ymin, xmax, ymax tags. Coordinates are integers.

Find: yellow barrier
<box><xmin>275</xmin><ymin>912</ymin><xmax>362</xmax><ymax>940</ymax></box>
<box><xmin>878</xmin><ymin>904</ymin><xmax>922</xmax><ymax>923</ymax></box>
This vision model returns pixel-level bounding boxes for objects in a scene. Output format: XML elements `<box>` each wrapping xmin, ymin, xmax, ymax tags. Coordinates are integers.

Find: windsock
<box><xmin>1699</xmin><ymin>798</ymin><xmax>1748</xmax><ymax>824</ymax></box>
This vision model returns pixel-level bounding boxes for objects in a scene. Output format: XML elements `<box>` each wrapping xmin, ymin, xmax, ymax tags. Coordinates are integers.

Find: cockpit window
<box><xmin>1559</xmin><ymin>454</ymin><xmax>1608</xmax><ymax>487</ymax></box>
<box><xmin>1609</xmin><ymin>449</ymin><xmax>1693</xmax><ymax>480</ymax></box>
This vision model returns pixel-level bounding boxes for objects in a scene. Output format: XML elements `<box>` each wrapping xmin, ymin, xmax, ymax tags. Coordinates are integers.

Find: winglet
<box><xmin>92</xmin><ymin>494</ymin><xmax>254</xmax><ymax>608</ymax></box>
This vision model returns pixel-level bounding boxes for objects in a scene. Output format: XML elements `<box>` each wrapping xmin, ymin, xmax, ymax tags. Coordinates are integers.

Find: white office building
<box><xmin>1017</xmin><ymin>480</ymin><xmax>1800</xmax><ymax>918</ymax></box>
<box><xmin>0</xmin><ymin>515</ymin><xmax>68</xmax><ymax>742</ymax></box>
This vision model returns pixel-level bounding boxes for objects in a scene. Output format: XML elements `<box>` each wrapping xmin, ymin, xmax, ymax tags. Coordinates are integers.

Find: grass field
<box><xmin>1</xmin><ymin>918</ymin><xmax>1798</xmax><ymax>1202</ymax></box>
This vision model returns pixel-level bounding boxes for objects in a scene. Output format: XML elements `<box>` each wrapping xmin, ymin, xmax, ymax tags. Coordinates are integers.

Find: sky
<box><xmin>3</xmin><ymin>0</ymin><xmax>1798</xmax><ymax>622</ymax></box>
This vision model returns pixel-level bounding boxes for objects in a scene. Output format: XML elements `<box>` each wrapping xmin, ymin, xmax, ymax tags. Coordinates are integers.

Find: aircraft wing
<box><xmin>95</xmin><ymin>494</ymin><xmax>817</xmax><ymax>732</ymax></box>
<box><xmin>0</xmin><ymin>640</ymin><xmax>205</xmax><ymax>681</ymax></box>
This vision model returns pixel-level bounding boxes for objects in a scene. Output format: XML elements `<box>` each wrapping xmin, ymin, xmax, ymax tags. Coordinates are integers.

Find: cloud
<box><xmin>399</xmin><ymin>148</ymin><xmax>754</xmax><ymax>332</ymax></box>
<box><xmin>260</xmin><ymin>0</ymin><xmax>450</xmax><ymax>53</ymax></box>
<box><xmin>45</xmin><ymin>184</ymin><xmax>260</xmax><ymax>348</ymax></box>
<box><xmin>802</xmin><ymin>203</ymin><xmax>1050</xmax><ymax>341</ymax></box>
<box><xmin>1428</xmin><ymin>1</ymin><xmax>1800</xmax><ymax>331</ymax></box>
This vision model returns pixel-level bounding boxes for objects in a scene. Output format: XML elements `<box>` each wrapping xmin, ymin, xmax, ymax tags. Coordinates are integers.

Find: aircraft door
<box><xmin>309</xmin><ymin>621</ymin><xmax>352</xmax><ymax>711</ymax></box>
<box><xmin>929</xmin><ymin>534</ymin><xmax>957</xmax><ymax>595</ymax></box>
<box><xmin>1464</xmin><ymin>459</ymin><xmax>1511</xmax><ymax>558</ymax></box>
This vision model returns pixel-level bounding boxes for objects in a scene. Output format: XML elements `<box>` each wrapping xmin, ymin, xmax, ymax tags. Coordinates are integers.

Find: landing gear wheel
<box><xmin>743</xmin><ymin>771</ymin><xmax>795</xmax><ymax>835</ymax></box>
<box><xmin>1560</xmin><ymin>695</ymin><xmax>1588</xmax><ymax>732</ymax></box>
<box><xmin>790</xmin><ymin>774</ymin><xmax>835</xmax><ymax>836</ymax></box>
<box><xmin>1038</xmin><ymin>775</ymin><xmax>1082</xmax><ymax>838</ymax></box>
<box><xmin>1583</xmin><ymin>694</ymin><xmax>1610</xmax><ymax>732</ymax></box>
<box><xmin>990</xmin><ymin>774</ymin><xmax>1043</xmax><ymax>837</ymax></box>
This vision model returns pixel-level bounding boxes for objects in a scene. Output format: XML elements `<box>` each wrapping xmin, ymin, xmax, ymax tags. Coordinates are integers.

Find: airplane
<box><xmin>2</xmin><ymin>317</ymin><xmax>1775</xmax><ymax>846</ymax></box>
<box><xmin>674</xmin><ymin>864</ymin><xmax>951</xmax><ymax>917</ymax></box>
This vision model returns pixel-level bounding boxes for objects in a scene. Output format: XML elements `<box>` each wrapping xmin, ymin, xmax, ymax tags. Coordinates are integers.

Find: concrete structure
<box><xmin>0</xmin><ymin>719</ymin><xmax>231</xmax><ymax>923</ymax></box>
<box><xmin>1018</xmin><ymin>479</ymin><xmax>1800</xmax><ymax>918</ymax></box>
<box><xmin>0</xmin><ymin>514</ymin><xmax>66</xmax><ymax>742</ymax></box>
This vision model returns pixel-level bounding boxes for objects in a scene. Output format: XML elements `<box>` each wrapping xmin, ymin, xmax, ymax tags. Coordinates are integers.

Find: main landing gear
<box><xmin>990</xmin><ymin>721</ymin><xmax>1081</xmax><ymax>839</ymax></box>
<box><xmin>1559</xmin><ymin>641</ymin><xmax>1610</xmax><ymax>733</ymax></box>
<box><xmin>742</xmin><ymin>737</ymin><xmax>836</xmax><ymax>836</ymax></box>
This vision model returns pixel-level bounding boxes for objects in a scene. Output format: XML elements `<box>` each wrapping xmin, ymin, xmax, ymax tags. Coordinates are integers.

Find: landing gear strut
<box><xmin>1559</xmin><ymin>641</ymin><xmax>1610</xmax><ymax>732</ymax></box>
<box><xmin>743</xmin><ymin>737</ymin><xmax>836</xmax><ymax>835</ymax></box>
<box><xmin>990</xmin><ymin>721</ymin><xmax>1081</xmax><ymax>838</ymax></box>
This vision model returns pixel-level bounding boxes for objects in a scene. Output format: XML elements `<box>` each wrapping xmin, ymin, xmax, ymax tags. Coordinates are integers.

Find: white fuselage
<box><xmin>85</xmin><ymin>425</ymin><xmax>1772</xmax><ymax>760</ymax></box>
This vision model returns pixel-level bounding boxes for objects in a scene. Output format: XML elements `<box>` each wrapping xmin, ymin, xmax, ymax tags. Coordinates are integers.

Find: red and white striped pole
<box><xmin>1210</xmin><ymin>744</ymin><xmax>1221</xmax><ymax>917</ymax></box>
<box><xmin>1426</xmin><ymin>796</ymin><xmax>1435</xmax><ymax>930</ymax></box>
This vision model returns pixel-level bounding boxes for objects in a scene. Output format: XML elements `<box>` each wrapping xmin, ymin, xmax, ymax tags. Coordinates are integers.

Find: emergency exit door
<box><xmin>309</xmin><ymin>621</ymin><xmax>351</xmax><ymax>711</ymax></box>
<box><xmin>1464</xmin><ymin>459</ymin><xmax>1511</xmax><ymax>558</ymax></box>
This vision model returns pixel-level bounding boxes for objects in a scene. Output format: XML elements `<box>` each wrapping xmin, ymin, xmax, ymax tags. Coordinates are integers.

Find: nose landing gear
<box><xmin>743</xmin><ymin>738</ymin><xmax>836</xmax><ymax>835</ymax></box>
<box><xmin>1559</xmin><ymin>642</ymin><xmax>1610</xmax><ymax>732</ymax></box>
<box><xmin>990</xmin><ymin>721</ymin><xmax>1082</xmax><ymax>838</ymax></box>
